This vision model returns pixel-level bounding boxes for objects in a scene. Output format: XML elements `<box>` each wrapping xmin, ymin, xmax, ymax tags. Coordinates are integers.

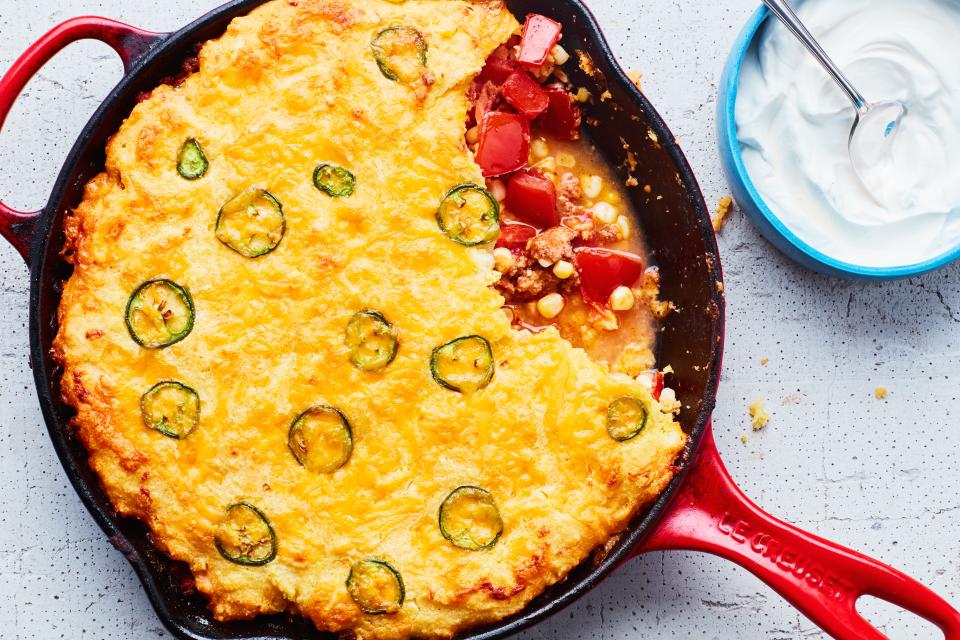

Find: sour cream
<box><xmin>736</xmin><ymin>0</ymin><xmax>960</xmax><ymax>268</ymax></box>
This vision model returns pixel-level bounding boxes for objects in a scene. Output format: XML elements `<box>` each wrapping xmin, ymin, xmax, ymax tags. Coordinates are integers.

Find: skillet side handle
<box><xmin>0</xmin><ymin>16</ymin><xmax>166</xmax><ymax>263</ymax></box>
<box><xmin>637</xmin><ymin>425</ymin><xmax>960</xmax><ymax>640</ymax></box>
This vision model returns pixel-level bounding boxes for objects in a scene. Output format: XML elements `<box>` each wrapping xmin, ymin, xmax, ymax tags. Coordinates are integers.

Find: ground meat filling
<box><xmin>527</xmin><ymin>226</ymin><xmax>576</xmax><ymax>264</ymax></box>
<box><xmin>557</xmin><ymin>173</ymin><xmax>585</xmax><ymax>216</ymax></box>
<box><xmin>494</xmin><ymin>239</ymin><xmax>578</xmax><ymax>301</ymax></box>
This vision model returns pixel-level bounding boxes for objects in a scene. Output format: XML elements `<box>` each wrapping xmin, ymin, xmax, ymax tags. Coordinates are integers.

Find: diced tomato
<box><xmin>506</xmin><ymin>170</ymin><xmax>558</xmax><ymax>228</ymax></box>
<box><xmin>537</xmin><ymin>87</ymin><xmax>582</xmax><ymax>140</ymax></box>
<box><xmin>496</xmin><ymin>222</ymin><xmax>537</xmax><ymax>253</ymax></box>
<box><xmin>478</xmin><ymin>56</ymin><xmax>519</xmax><ymax>85</ymax></box>
<box><xmin>573</xmin><ymin>247</ymin><xmax>645</xmax><ymax>306</ymax></box>
<box><xmin>476</xmin><ymin>111</ymin><xmax>531</xmax><ymax>177</ymax></box>
<box><xmin>501</xmin><ymin>70</ymin><xmax>550</xmax><ymax>119</ymax></box>
<box><xmin>651</xmin><ymin>372</ymin><xmax>664</xmax><ymax>401</ymax></box>
<box><xmin>518</xmin><ymin>14</ymin><xmax>562</xmax><ymax>69</ymax></box>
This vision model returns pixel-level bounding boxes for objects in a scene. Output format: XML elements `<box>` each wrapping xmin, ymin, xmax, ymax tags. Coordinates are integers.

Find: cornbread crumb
<box><xmin>716</xmin><ymin>281</ymin><xmax>725</xmax><ymax>294</ymax></box>
<box><xmin>614</xmin><ymin>342</ymin><xmax>656</xmax><ymax>377</ymax></box>
<box><xmin>643</xmin><ymin>184</ymin><xmax>652</xmax><ymax>193</ymax></box>
<box><xmin>712</xmin><ymin>195</ymin><xmax>734</xmax><ymax>232</ymax></box>
<box><xmin>600</xmin><ymin>89</ymin><xmax>613</xmax><ymax>102</ymax></box>
<box><xmin>658</xmin><ymin>387</ymin><xmax>681</xmax><ymax>414</ymax></box>
<box><xmin>760</xmin><ymin>357</ymin><xmax>769</xmax><ymax>366</ymax></box>
<box><xmin>740</xmin><ymin>434</ymin><xmax>748</xmax><ymax>444</ymax></box>
<box><xmin>626</xmin><ymin>69</ymin><xmax>643</xmax><ymax>90</ymax></box>
<box><xmin>874</xmin><ymin>386</ymin><xmax>888</xmax><ymax>400</ymax></box>
<box><xmin>749</xmin><ymin>399</ymin><xmax>769</xmax><ymax>430</ymax></box>
<box><xmin>637</xmin><ymin>267</ymin><xmax>674</xmax><ymax>318</ymax></box>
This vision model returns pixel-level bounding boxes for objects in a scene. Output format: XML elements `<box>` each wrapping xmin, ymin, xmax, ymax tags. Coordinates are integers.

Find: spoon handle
<box><xmin>761</xmin><ymin>0</ymin><xmax>869</xmax><ymax>112</ymax></box>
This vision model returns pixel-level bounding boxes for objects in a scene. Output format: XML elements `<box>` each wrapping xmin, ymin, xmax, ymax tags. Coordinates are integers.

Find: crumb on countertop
<box><xmin>749</xmin><ymin>399</ymin><xmax>769</xmax><ymax>430</ymax></box>
<box><xmin>626</xmin><ymin>69</ymin><xmax>643</xmax><ymax>90</ymax></box>
<box><xmin>760</xmin><ymin>357</ymin><xmax>769</xmax><ymax>366</ymax></box>
<box><xmin>712</xmin><ymin>195</ymin><xmax>734</xmax><ymax>232</ymax></box>
<box><xmin>740</xmin><ymin>434</ymin><xmax>748</xmax><ymax>444</ymax></box>
<box><xmin>874</xmin><ymin>386</ymin><xmax>888</xmax><ymax>400</ymax></box>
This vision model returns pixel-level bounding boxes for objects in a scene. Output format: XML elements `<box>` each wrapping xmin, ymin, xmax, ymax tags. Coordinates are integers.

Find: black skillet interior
<box><xmin>28</xmin><ymin>1</ymin><xmax>724</xmax><ymax>638</ymax></box>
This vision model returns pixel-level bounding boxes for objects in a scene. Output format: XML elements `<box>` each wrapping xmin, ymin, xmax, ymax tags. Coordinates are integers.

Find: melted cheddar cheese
<box><xmin>53</xmin><ymin>1</ymin><xmax>686</xmax><ymax>638</ymax></box>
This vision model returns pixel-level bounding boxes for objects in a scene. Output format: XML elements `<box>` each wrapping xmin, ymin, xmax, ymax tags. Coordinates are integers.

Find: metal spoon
<box><xmin>762</xmin><ymin>0</ymin><xmax>906</xmax><ymax>185</ymax></box>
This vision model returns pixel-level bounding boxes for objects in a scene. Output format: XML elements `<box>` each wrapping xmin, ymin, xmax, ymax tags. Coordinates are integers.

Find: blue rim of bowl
<box><xmin>721</xmin><ymin>6</ymin><xmax>960</xmax><ymax>279</ymax></box>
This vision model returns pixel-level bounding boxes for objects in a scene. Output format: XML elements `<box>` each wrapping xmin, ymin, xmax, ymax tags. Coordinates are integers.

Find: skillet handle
<box><xmin>637</xmin><ymin>425</ymin><xmax>960</xmax><ymax>640</ymax></box>
<box><xmin>0</xmin><ymin>16</ymin><xmax>166</xmax><ymax>262</ymax></box>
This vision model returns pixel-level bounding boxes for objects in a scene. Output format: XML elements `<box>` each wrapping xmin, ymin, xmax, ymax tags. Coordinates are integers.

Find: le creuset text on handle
<box><xmin>637</xmin><ymin>424</ymin><xmax>960</xmax><ymax>640</ymax></box>
<box><xmin>0</xmin><ymin>17</ymin><xmax>165</xmax><ymax>262</ymax></box>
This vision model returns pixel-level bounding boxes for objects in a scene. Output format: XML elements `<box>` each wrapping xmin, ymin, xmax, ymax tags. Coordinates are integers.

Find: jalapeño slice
<box><xmin>606</xmin><ymin>396</ymin><xmax>648</xmax><ymax>441</ymax></box>
<box><xmin>314</xmin><ymin>164</ymin><xmax>356</xmax><ymax>197</ymax></box>
<box><xmin>439</xmin><ymin>486</ymin><xmax>503</xmax><ymax>550</ymax></box>
<box><xmin>430</xmin><ymin>335</ymin><xmax>494</xmax><ymax>393</ymax></box>
<box><xmin>141</xmin><ymin>381</ymin><xmax>200</xmax><ymax>438</ymax></box>
<box><xmin>288</xmin><ymin>406</ymin><xmax>354</xmax><ymax>474</ymax></box>
<box><xmin>125</xmin><ymin>279</ymin><xmax>195</xmax><ymax>349</ymax></box>
<box><xmin>177</xmin><ymin>138</ymin><xmax>208</xmax><ymax>180</ymax></box>
<box><xmin>214</xmin><ymin>502</ymin><xmax>277</xmax><ymax>566</ymax></box>
<box><xmin>347</xmin><ymin>559</ymin><xmax>405</xmax><ymax>614</ymax></box>
<box><xmin>437</xmin><ymin>184</ymin><xmax>500</xmax><ymax>246</ymax></box>
<box><xmin>345</xmin><ymin>311</ymin><xmax>398</xmax><ymax>371</ymax></box>
<box><xmin>215</xmin><ymin>188</ymin><xmax>285</xmax><ymax>258</ymax></box>
<box><xmin>371</xmin><ymin>26</ymin><xmax>427</xmax><ymax>83</ymax></box>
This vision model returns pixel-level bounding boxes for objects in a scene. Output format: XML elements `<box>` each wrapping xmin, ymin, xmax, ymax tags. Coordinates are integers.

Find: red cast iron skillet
<box><xmin>1</xmin><ymin>2</ymin><xmax>958</xmax><ymax>639</ymax></box>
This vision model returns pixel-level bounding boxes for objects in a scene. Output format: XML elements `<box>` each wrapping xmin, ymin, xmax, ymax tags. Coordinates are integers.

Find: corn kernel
<box><xmin>488</xmin><ymin>179</ymin><xmax>507</xmax><ymax>203</ymax></box>
<box><xmin>581</xmin><ymin>175</ymin><xmax>603</xmax><ymax>199</ymax></box>
<box><xmin>551</xmin><ymin>44</ymin><xmax>571</xmax><ymax>65</ymax></box>
<box><xmin>535</xmin><ymin>157</ymin><xmax>557</xmax><ymax>172</ymax></box>
<box><xmin>556</xmin><ymin>152</ymin><xmax>576</xmax><ymax>168</ymax></box>
<box><xmin>616</xmin><ymin>215</ymin><xmax>632</xmax><ymax>239</ymax></box>
<box><xmin>636</xmin><ymin>372</ymin><xmax>654</xmax><ymax>389</ymax></box>
<box><xmin>659</xmin><ymin>387</ymin><xmax>678</xmax><ymax>411</ymax></box>
<box><xmin>531</xmin><ymin>137</ymin><xmax>550</xmax><ymax>159</ymax></box>
<box><xmin>492</xmin><ymin>247</ymin><xmax>514</xmax><ymax>272</ymax></box>
<box><xmin>593</xmin><ymin>201</ymin><xmax>619</xmax><ymax>224</ymax></box>
<box><xmin>537</xmin><ymin>293</ymin><xmax>565</xmax><ymax>319</ymax></box>
<box><xmin>466</xmin><ymin>126</ymin><xmax>480</xmax><ymax>146</ymax></box>
<box><xmin>553</xmin><ymin>260</ymin><xmax>575</xmax><ymax>279</ymax></box>
<box><xmin>609</xmin><ymin>285</ymin><xmax>635</xmax><ymax>311</ymax></box>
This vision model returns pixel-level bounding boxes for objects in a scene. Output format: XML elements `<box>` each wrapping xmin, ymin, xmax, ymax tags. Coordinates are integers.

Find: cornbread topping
<box><xmin>52</xmin><ymin>1</ymin><xmax>686</xmax><ymax>638</ymax></box>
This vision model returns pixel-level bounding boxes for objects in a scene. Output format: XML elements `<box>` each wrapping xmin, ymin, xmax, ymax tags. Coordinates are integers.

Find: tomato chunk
<box><xmin>651</xmin><ymin>371</ymin><xmax>664</xmax><ymax>401</ymax></box>
<box><xmin>496</xmin><ymin>222</ymin><xmax>537</xmax><ymax>253</ymax></box>
<box><xmin>501</xmin><ymin>70</ymin><xmax>550</xmax><ymax>119</ymax></box>
<box><xmin>573</xmin><ymin>247</ymin><xmax>644</xmax><ymax>306</ymax></box>
<box><xmin>518</xmin><ymin>14</ymin><xmax>562</xmax><ymax>69</ymax></box>
<box><xmin>537</xmin><ymin>87</ymin><xmax>581</xmax><ymax>140</ymax></box>
<box><xmin>506</xmin><ymin>170</ymin><xmax>558</xmax><ymax>228</ymax></box>
<box><xmin>476</xmin><ymin>111</ymin><xmax>531</xmax><ymax>177</ymax></box>
<box><xmin>478</xmin><ymin>56</ymin><xmax>519</xmax><ymax>85</ymax></box>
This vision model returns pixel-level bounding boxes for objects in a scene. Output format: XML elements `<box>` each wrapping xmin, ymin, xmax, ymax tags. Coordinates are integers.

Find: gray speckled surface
<box><xmin>0</xmin><ymin>0</ymin><xmax>957</xmax><ymax>638</ymax></box>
